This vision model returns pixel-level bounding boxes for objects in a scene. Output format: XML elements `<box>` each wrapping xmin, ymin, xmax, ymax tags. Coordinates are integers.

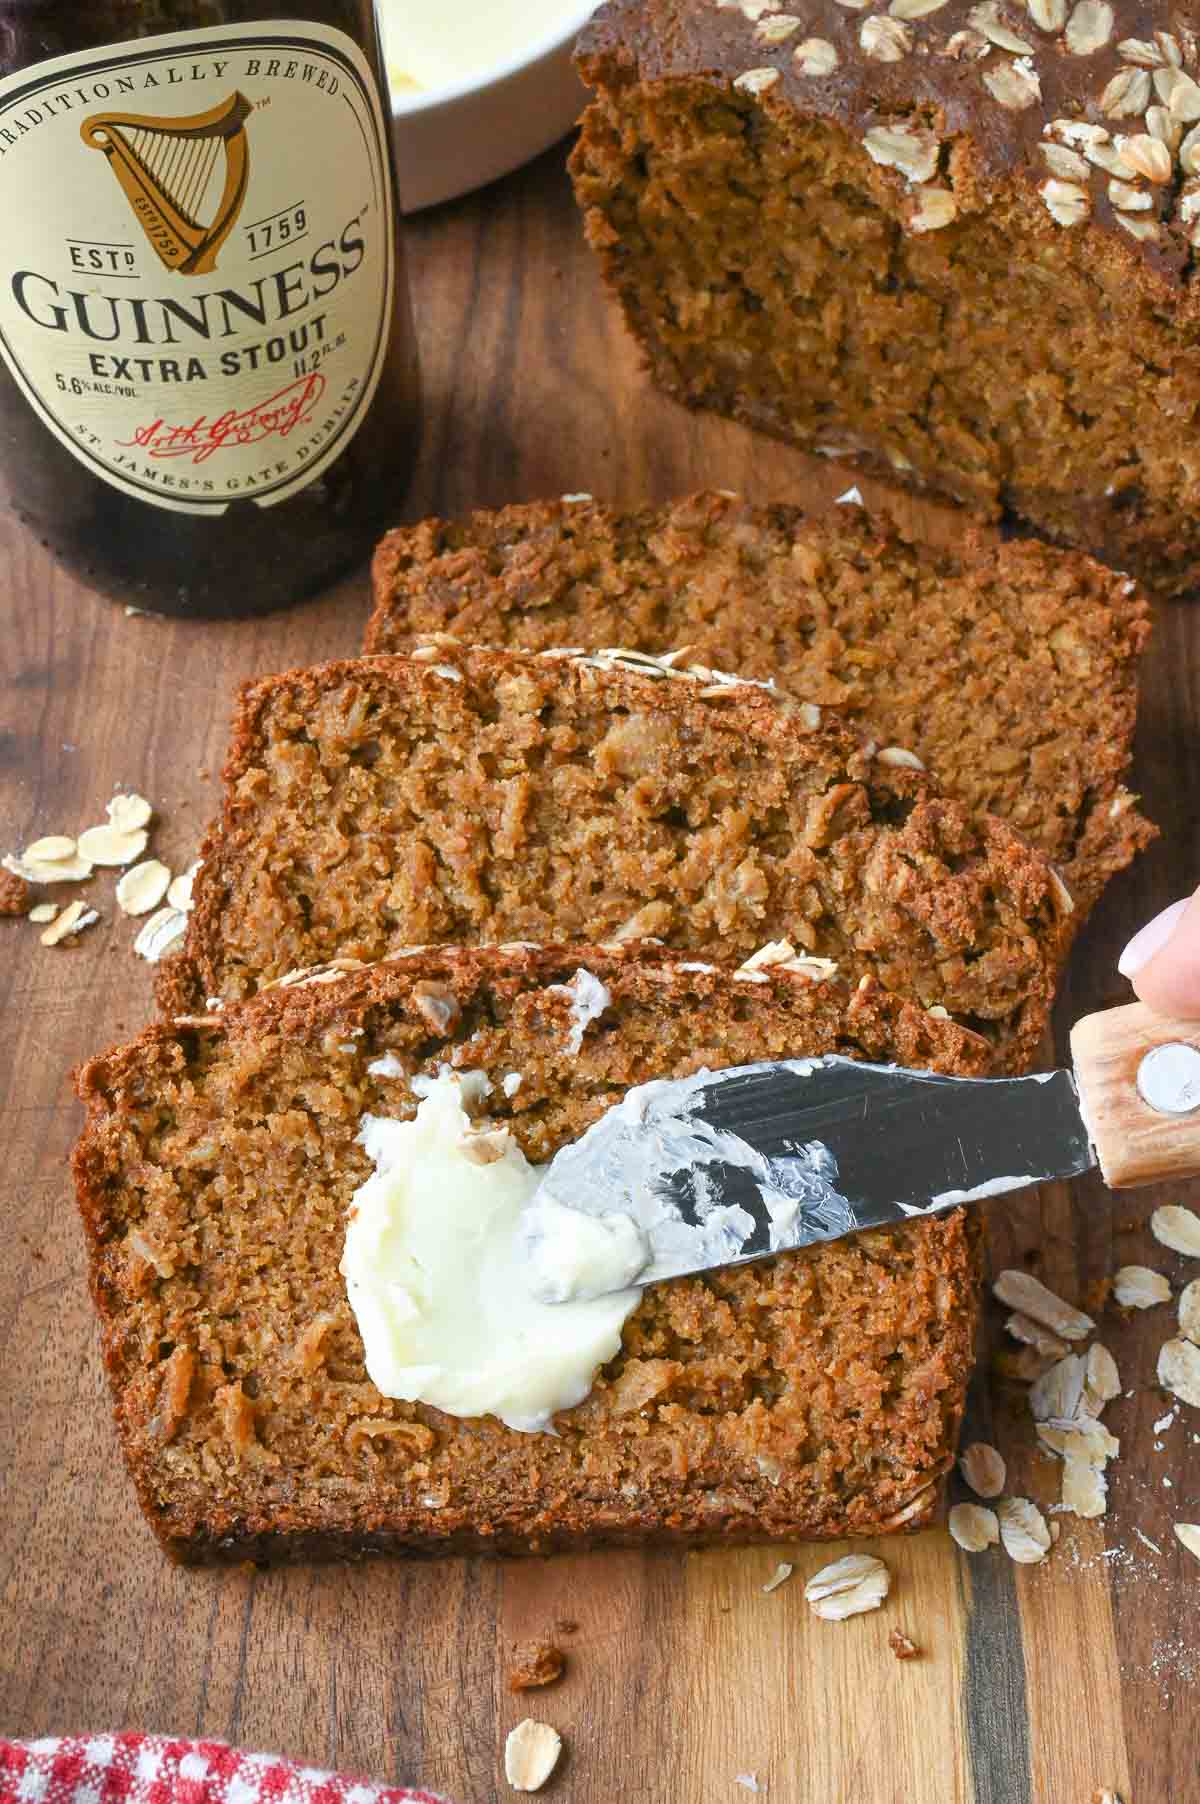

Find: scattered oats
<box><xmin>734</xmin><ymin>1778</ymin><xmax>761</xmax><ymax>1794</ymax></box>
<box><xmin>24</xmin><ymin>835</ymin><xmax>76</xmax><ymax>862</ymax></box>
<box><xmin>106</xmin><ymin>793</ymin><xmax>153</xmax><ymax>833</ymax></box>
<box><xmin>876</xmin><ymin>745</ymin><xmax>926</xmax><ymax>769</ymax></box>
<box><xmin>133</xmin><ymin>905</ymin><xmax>188</xmax><ymax>964</ymax></box>
<box><xmin>1118</xmin><ymin>36</ymin><xmax>1163</xmax><ymax>65</ymax></box>
<box><xmin>76</xmin><ymin>823</ymin><xmax>148</xmax><ymax>867</ymax></box>
<box><xmin>943</xmin><ymin>26</ymin><xmax>989</xmax><ymax>55</ymax></box>
<box><xmin>1145</xmin><ymin>103</ymin><xmax>1181</xmax><ymax>147</ymax></box>
<box><xmin>28</xmin><ymin>903</ymin><xmax>57</xmax><ymax>924</ymax></box>
<box><xmin>832</xmin><ymin>0</ymin><xmax>871</xmax><ymax>8</ymax></box>
<box><xmin>993</xmin><ymin>1270</ymin><xmax>1094</xmax><ymax>1340</ymax></box>
<box><xmin>1041</xmin><ymin>141</ymin><xmax>1091</xmax><ymax>181</ymax></box>
<box><xmin>40</xmin><ymin>900</ymin><xmax>99</xmax><ymax>946</ymax></box>
<box><xmin>1041</xmin><ymin>177</ymin><xmax>1090</xmax><ymax>223</ymax></box>
<box><xmin>1152</xmin><ymin>1204</ymin><xmax>1200</xmax><ymax>1257</ymax></box>
<box><xmin>504</xmin><ymin>1720</ymin><xmax>562</xmax><ymax>1793</ymax></box>
<box><xmin>1159</xmin><ymin>1337</ymin><xmax>1200</xmax><ymax>1406</ymax></box>
<box><xmin>1169</xmin><ymin>70</ymin><xmax>1200</xmax><ymax>119</ymax></box>
<box><xmin>793</xmin><ymin>35</ymin><xmax>839</xmax><ymax>72</ymax></box>
<box><xmin>1065</xmin><ymin>0</ymin><xmax>1113</xmax><ymax>56</ymax></box>
<box><xmin>864</xmin><ymin>123</ymin><xmax>940</xmax><ymax>182</ymax></box>
<box><xmin>167</xmin><ymin>862</ymin><xmax>199</xmax><ymax>912</ymax></box>
<box><xmin>1175</xmin><ymin>1522</ymin><xmax>1200</xmax><ymax>1562</ymax></box>
<box><xmin>718</xmin><ymin>0</ymin><xmax>778</xmax><ymax>18</ymax></box>
<box><xmin>890</xmin><ymin>0</ymin><xmax>949</xmax><ymax>14</ymax></box>
<box><xmin>1101</xmin><ymin>66</ymin><xmax>1152</xmax><ymax>114</ymax></box>
<box><xmin>1109</xmin><ymin>178</ymin><xmax>1154</xmax><ymax>209</ymax></box>
<box><xmin>1048</xmin><ymin>867</ymin><xmax>1074</xmax><ymax>915</ymax></box>
<box><xmin>1027</xmin><ymin>0</ymin><xmax>1066</xmax><ymax>29</ymax></box>
<box><xmin>762</xmin><ymin>1561</ymin><xmax>794</xmax><ymax>1594</ymax></box>
<box><xmin>1118</xmin><ymin>131</ymin><xmax>1173</xmax><ymax>180</ymax></box>
<box><xmin>115</xmin><ymin>859</ymin><xmax>171</xmax><ymax>917</ymax></box>
<box><xmin>367</xmin><ymin>1051</ymin><xmax>406</xmax><ymax>1079</ymax></box>
<box><xmin>4</xmin><ymin>851</ymin><xmax>89</xmax><ymax>883</ymax></box>
<box><xmin>985</xmin><ymin>58</ymin><xmax>1041</xmax><ymax>107</ymax></box>
<box><xmin>1113</xmin><ymin>1264</ymin><xmax>1172</xmax><ymax>1308</ymax></box>
<box><xmin>1037</xmin><ymin>1420</ymin><xmax>1119</xmax><ymax>1465</ymax></box>
<box><xmin>1062</xmin><ymin>1458</ymin><xmax>1107</xmax><ymax>1518</ymax></box>
<box><xmin>927</xmin><ymin>1005</ymin><xmax>951</xmax><ymax>1019</ymax></box>
<box><xmin>969</xmin><ymin>2</ymin><xmax>1034</xmax><ymax>51</ymax></box>
<box><xmin>756</xmin><ymin>12</ymin><xmax>801</xmax><ymax>40</ymax></box>
<box><xmin>1093</xmin><ymin>1790</ymin><xmax>1122</xmax><ymax>1803</ymax></box>
<box><xmin>1030</xmin><ymin>1353</ymin><xmax>1086</xmax><ymax>1423</ymax></box>
<box><xmin>948</xmin><ymin>1502</ymin><xmax>1000</xmax><ymax>1552</ymax></box>
<box><xmin>1182</xmin><ymin>122</ymin><xmax>1200</xmax><ymax>172</ymax></box>
<box><xmin>1006</xmin><ymin>1312</ymin><xmax>1070</xmax><ymax>1359</ymax></box>
<box><xmin>503</xmin><ymin>1071</ymin><xmax>523</xmax><ymax>1098</ymax></box>
<box><xmin>1178</xmin><ymin>1279</ymin><xmax>1200</xmax><ymax>1344</ymax></box>
<box><xmin>1086</xmin><ymin>1342</ymin><xmax>1121</xmax><ymax>1404</ymax></box>
<box><xmin>1134</xmin><ymin>1528</ymin><xmax>1163</xmax><ymax>1554</ymax></box>
<box><xmin>959</xmin><ymin>1441</ymin><xmax>1006</xmax><ymax>1498</ymax></box>
<box><xmin>1154</xmin><ymin>1409</ymin><xmax>1177</xmax><ymax>1433</ymax></box>
<box><xmin>861</xmin><ymin>15</ymin><xmax>913</xmax><ymax>58</ymax></box>
<box><xmin>998</xmin><ymin>1497</ymin><xmax>1051</xmax><ymax>1564</ymax></box>
<box><xmin>733</xmin><ymin>66</ymin><xmax>780</xmax><ymax>94</ymax></box>
<box><xmin>804</xmin><ymin>1553</ymin><xmax>889</xmax><ymax>1619</ymax></box>
<box><xmin>834</xmin><ymin>485</ymin><xmax>864</xmax><ymax>504</ymax></box>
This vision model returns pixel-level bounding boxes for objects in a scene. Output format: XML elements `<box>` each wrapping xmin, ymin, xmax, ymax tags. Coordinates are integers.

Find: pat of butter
<box><xmin>380</xmin><ymin>0</ymin><xmax>579</xmax><ymax>96</ymax></box>
<box><xmin>341</xmin><ymin>1073</ymin><xmax>642</xmax><ymax>1433</ymax></box>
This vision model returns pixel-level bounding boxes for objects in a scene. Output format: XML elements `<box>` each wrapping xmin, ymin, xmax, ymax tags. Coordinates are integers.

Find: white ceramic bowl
<box><xmin>387</xmin><ymin>1</ymin><xmax>597</xmax><ymax>213</ymax></box>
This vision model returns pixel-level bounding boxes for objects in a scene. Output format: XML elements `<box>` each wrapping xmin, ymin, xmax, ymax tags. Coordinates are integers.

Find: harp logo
<box><xmin>81</xmin><ymin>92</ymin><xmax>252</xmax><ymax>277</ymax></box>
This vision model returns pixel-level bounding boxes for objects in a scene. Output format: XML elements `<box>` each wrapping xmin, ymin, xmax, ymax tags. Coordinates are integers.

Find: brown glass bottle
<box><xmin>0</xmin><ymin>2</ymin><xmax>419</xmax><ymax>616</ymax></box>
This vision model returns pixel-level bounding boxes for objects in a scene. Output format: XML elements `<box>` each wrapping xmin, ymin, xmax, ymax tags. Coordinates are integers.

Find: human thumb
<box><xmin>1118</xmin><ymin>887</ymin><xmax>1200</xmax><ymax>1017</ymax></box>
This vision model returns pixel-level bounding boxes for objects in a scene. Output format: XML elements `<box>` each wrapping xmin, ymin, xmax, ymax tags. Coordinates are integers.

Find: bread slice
<box><xmin>76</xmin><ymin>946</ymin><xmax>991</xmax><ymax>1564</ymax></box>
<box><xmin>569</xmin><ymin>2</ymin><xmax>1200</xmax><ymax>600</ymax></box>
<box><xmin>160</xmin><ymin>644</ymin><xmax>1067</xmax><ymax>1072</ymax></box>
<box><xmin>366</xmin><ymin>492</ymin><xmax>1154</xmax><ymax>917</ymax></box>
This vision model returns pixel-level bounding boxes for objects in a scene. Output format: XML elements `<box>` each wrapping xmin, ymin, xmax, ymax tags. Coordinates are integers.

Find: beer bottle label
<box><xmin>0</xmin><ymin>22</ymin><xmax>396</xmax><ymax>513</ymax></box>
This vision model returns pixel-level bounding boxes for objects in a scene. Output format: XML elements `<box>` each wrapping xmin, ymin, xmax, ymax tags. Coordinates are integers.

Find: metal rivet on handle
<box><xmin>1136</xmin><ymin>1043</ymin><xmax>1200</xmax><ymax>1116</ymax></box>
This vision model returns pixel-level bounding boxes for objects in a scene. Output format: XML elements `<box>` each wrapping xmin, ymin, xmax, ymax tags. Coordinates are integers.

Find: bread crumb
<box><xmin>0</xmin><ymin>868</ymin><xmax>31</xmax><ymax>915</ymax></box>
<box><xmin>889</xmin><ymin>1628</ymin><xmax>920</xmax><ymax>1660</ymax></box>
<box><xmin>509</xmin><ymin>1642</ymin><xmax>566</xmax><ymax>1692</ymax></box>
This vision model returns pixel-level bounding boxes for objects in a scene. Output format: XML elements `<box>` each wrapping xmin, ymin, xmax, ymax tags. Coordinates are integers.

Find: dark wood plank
<box><xmin>1</xmin><ymin>138</ymin><xmax>1198</xmax><ymax>1804</ymax></box>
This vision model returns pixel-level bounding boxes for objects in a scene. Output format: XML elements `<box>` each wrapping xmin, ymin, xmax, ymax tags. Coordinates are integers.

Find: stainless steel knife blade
<box><xmin>521</xmin><ymin>1056</ymin><xmax>1096</xmax><ymax>1302</ymax></box>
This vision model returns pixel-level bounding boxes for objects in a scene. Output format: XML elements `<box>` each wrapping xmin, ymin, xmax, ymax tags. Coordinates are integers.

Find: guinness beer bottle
<box><xmin>0</xmin><ymin>3</ymin><xmax>420</xmax><ymax>616</ymax></box>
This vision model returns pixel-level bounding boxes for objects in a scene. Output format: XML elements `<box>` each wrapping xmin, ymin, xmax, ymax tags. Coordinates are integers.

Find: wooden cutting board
<box><xmin>3</xmin><ymin>147</ymin><xmax>1198</xmax><ymax>1804</ymax></box>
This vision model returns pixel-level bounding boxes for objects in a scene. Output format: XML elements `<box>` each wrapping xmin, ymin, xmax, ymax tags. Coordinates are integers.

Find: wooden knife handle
<box><xmin>1070</xmin><ymin>1002</ymin><xmax>1200</xmax><ymax>1190</ymax></box>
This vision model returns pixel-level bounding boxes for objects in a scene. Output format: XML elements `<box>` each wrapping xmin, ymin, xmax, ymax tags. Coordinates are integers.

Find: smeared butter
<box><xmin>341</xmin><ymin>1072</ymin><xmax>641</xmax><ymax>1432</ymax></box>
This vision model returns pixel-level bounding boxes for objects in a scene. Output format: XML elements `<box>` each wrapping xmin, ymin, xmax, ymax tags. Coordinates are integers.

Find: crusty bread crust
<box><xmin>366</xmin><ymin>492</ymin><xmax>1154</xmax><ymax>916</ymax></box>
<box><xmin>77</xmin><ymin>946</ymin><xmax>987</xmax><ymax>1565</ymax></box>
<box><xmin>159</xmin><ymin>643</ymin><xmax>1068</xmax><ymax>1072</ymax></box>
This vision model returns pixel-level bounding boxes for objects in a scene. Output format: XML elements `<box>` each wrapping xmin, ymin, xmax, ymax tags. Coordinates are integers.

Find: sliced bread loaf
<box><xmin>366</xmin><ymin>492</ymin><xmax>1154</xmax><ymax>916</ymax></box>
<box><xmin>159</xmin><ymin>643</ymin><xmax>1067</xmax><ymax>1071</ymax></box>
<box><xmin>76</xmin><ymin>946</ymin><xmax>990</xmax><ymax>1564</ymax></box>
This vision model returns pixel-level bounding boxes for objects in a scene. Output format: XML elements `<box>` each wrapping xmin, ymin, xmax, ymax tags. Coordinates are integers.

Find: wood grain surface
<box><xmin>3</xmin><ymin>143</ymin><xmax>1200</xmax><ymax>1804</ymax></box>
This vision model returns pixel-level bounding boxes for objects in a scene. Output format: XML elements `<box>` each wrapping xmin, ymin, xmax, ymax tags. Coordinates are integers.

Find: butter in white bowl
<box><xmin>379</xmin><ymin>0</ymin><xmax>598</xmax><ymax>211</ymax></box>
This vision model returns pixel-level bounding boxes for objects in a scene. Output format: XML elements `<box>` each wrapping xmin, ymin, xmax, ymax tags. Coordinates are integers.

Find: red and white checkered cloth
<box><xmin>0</xmin><ymin>1737</ymin><xmax>449</xmax><ymax>1804</ymax></box>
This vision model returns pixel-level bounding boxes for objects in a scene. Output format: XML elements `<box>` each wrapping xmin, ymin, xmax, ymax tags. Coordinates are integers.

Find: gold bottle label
<box><xmin>0</xmin><ymin>21</ymin><xmax>396</xmax><ymax>513</ymax></box>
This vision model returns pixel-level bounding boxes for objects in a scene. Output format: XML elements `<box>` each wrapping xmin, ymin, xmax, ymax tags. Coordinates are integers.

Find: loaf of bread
<box><xmin>75</xmin><ymin>946</ymin><xmax>990</xmax><ymax>1563</ymax></box>
<box><xmin>366</xmin><ymin>491</ymin><xmax>1154</xmax><ymax>915</ymax></box>
<box><xmin>570</xmin><ymin>1</ymin><xmax>1200</xmax><ymax>597</ymax></box>
<box><xmin>158</xmin><ymin>643</ymin><xmax>1067</xmax><ymax>1071</ymax></box>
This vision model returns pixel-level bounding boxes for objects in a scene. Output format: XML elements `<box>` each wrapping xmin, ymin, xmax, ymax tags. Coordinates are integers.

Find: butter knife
<box><xmin>521</xmin><ymin>1002</ymin><xmax>1200</xmax><ymax>1302</ymax></box>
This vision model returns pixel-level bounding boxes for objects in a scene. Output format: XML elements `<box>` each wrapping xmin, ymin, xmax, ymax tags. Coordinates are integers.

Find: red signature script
<box><xmin>118</xmin><ymin>373</ymin><xmax>326</xmax><ymax>465</ymax></box>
